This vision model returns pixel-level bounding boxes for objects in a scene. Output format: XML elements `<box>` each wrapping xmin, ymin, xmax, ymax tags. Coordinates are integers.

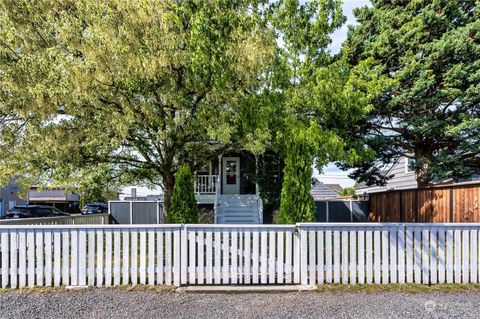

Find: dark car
<box><xmin>81</xmin><ymin>203</ymin><xmax>108</xmax><ymax>215</ymax></box>
<box><xmin>3</xmin><ymin>205</ymin><xmax>70</xmax><ymax>219</ymax></box>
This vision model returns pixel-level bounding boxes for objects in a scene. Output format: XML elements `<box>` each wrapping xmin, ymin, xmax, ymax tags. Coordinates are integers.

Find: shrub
<box><xmin>168</xmin><ymin>165</ymin><xmax>198</xmax><ymax>224</ymax></box>
<box><xmin>277</xmin><ymin>128</ymin><xmax>316</xmax><ymax>224</ymax></box>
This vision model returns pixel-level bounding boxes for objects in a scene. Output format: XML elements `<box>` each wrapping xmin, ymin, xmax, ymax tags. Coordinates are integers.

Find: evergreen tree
<box><xmin>168</xmin><ymin>165</ymin><xmax>198</xmax><ymax>224</ymax></box>
<box><xmin>341</xmin><ymin>0</ymin><xmax>480</xmax><ymax>187</ymax></box>
<box><xmin>277</xmin><ymin>124</ymin><xmax>318</xmax><ymax>224</ymax></box>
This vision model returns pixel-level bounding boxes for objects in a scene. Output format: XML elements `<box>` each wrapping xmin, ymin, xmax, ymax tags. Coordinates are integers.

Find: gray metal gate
<box><xmin>109</xmin><ymin>201</ymin><xmax>165</xmax><ymax>224</ymax></box>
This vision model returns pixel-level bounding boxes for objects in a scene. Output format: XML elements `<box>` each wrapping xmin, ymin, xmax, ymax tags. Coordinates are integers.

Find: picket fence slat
<box><xmin>10</xmin><ymin>231</ymin><xmax>18</xmax><ymax>289</ymax></box>
<box><xmin>97</xmin><ymin>230</ymin><xmax>104</xmax><ymax>287</ymax></box>
<box><xmin>317</xmin><ymin>230</ymin><xmax>324</xmax><ymax>285</ymax></box>
<box><xmin>285</xmin><ymin>231</ymin><xmax>292</xmax><ymax>284</ymax></box>
<box><xmin>308</xmin><ymin>230</ymin><xmax>315</xmax><ymax>285</ymax></box>
<box><xmin>260</xmin><ymin>231</ymin><xmax>267</xmax><ymax>284</ymax></box>
<box><xmin>113</xmin><ymin>230</ymin><xmax>121</xmax><ymax>286</ymax></box>
<box><xmin>104</xmin><ymin>230</ymin><xmax>112</xmax><ymax>287</ymax></box>
<box><xmin>397</xmin><ymin>227</ymin><xmax>405</xmax><ymax>284</ymax></box>
<box><xmin>139</xmin><ymin>230</ymin><xmax>146</xmax><ymax>285</ymax></box>
<box><xmin>357</xmin><ymin>230</ymin><xmax>364</xmax><ymax>284</ymax></box>
<box><xmin>341</xmin><ymin>231</ymin><xmax>348</xmax><ymax>284</ymax></box>
<box><xmin>232</xmin><ymin>231</ymin><xmax>238</xmax><ymax>284</ymax></box>
<box><xmin>333</xmin><ymin>230</ymin><xmax>340</xmax><ymax>284</ymax></box>
<box><xmin>472</xmin><ymin>230</ymin><xmax>478</xmax><ymax>284</ymax></box>
<box><xmin>214</xmin><ymin>231</ymin><xmax>221</xmax><ymax>284</ymax></box>
<box><xmin>2</xmin><ymin>232</ymin><xmax>10</xmax><ymax>289</ymax></box>
<box><xmin>88</xmin><ymin>230</ymin><xmax>95</xmax><ymax>287</ymax></box>
<box><xmin>374</xmin><ymin>230</ymin><xmax>381</xmax><ymax>284</ymax></box>
<box><xmin>206</xmin><ymin>232</ymin><xmax>213</xmax><ymax>284</ymax></box>
<box><xmin>2</xmin><ymin>224</ymin><xmax>480</xmax><ymax>289</ymax></box>
<box><xmin>19</xmin><ymin>231</ymin><xmax>27</xmax><ymax>288</ymax></box>
<box><xmin>438</xmin><ymin>229</ymin><xmax>445</xmax><ymax>284</ymax></box>
<box><xmin>323</xmin><ymin>230</ymin><xmax>330</xmax><ymax>283</ymax></box>
<box><xmin>446</xmin><ymin>229</ymin><xmax>454</xmax><ymax>284</ymax></box>
<box><xmin>350</xmin><ymin>230</ymin><xmax>356</xmax><ymax>284</ymax></box>
<box><xmin>165</xmin><ymin>230</ymin><xmax>172</xmax><ymax>285</ymax></box>
<box><xmin>414</xmin><ymin>228</ymin><xmax>422</xmax><ymax>284</ymax></box>
<box><xmin>454</xmin><ymin>230</ymin><xmax>462</xmax><ymax>283</ymax></box>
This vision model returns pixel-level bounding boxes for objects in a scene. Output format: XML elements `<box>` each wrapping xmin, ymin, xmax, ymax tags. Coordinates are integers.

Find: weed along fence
<box><xmin>1</xmin><ymin>223</ymin><xmax>480</xmax><ymax>289</ymax></box>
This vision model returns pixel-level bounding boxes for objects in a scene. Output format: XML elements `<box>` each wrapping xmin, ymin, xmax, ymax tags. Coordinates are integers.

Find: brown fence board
<box><xmin>369</xmin><ymin>182</ymin><xmax>480</xmax><ymax>223</ymax></box>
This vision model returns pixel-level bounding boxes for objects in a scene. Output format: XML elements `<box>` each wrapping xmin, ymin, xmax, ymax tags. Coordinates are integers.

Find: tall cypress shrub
<box><xmin>277</xmin><ymin>126</ymin><xmax>317</xmax><ymax>224</ymax></box>
<box><xmin>168</xmin><ymin>165</ymin><xmax>198</xmax><ymax>224</ymax></box>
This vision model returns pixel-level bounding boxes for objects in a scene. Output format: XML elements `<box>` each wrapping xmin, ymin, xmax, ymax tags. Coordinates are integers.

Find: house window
<box><xmin>405</xmin><ymin>157</ymin><xmax>415</xmax><ymax>173</ymax></box>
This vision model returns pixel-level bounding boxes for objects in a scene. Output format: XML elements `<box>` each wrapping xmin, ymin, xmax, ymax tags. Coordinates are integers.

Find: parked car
<box><xmin>3</xmin><ymin>205</ymin><xmax>70</xmax><ymax>219</ymax></box>
<box><xmin>81</xmin><ymin>203</ymin><xmax>108</xmax><ymax>215</ymax></box>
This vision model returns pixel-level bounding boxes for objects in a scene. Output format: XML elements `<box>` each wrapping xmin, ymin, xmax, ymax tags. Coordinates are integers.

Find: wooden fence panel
<box><xmin>369</xmin><ymin>183</ymin><xmax>480</xmax><ymax>223</ymax></box>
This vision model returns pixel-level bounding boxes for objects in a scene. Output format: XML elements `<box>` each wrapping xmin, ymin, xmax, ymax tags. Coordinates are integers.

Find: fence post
<box><xmin>180</xmin><ymin>225</ymin><xmax>188</xmax><ymax>285</ymax></box>
<box><xmin>173</xmin><ymin>227</ymin><xmax>181</xmax><ymax>287</ymax></box>
<box><xmin>293</xmin><ymin>226</ymin><xmax>300</xmax><ymax>284</ymax></box>
<box><xmin>298</xmin><ymin>224</ymin><xmax>308</xmax><ymax>285</ymax></box>
<box><xmin>129</xmin><ymin>201</ymin><xmax>133</xmax><ymax>225</ymax></box>
<box><xmin>326</xmin><ymin>201</ymin><xmax>329</xmax><ymax>223</ymax></box>
<box><xmin>349</xmin><ymin>200</ymin><xmax>353</xmax><ymax>222</ymax></box>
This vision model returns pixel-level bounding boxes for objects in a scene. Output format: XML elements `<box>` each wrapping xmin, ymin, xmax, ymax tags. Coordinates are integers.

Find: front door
<box><xmin>222</xmin><ymin>157</ymin><xmax>240</xmax><ymax>194</ymax></box>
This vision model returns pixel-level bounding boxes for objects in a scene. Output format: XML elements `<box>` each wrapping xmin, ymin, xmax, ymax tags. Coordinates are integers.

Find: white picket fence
<box><xmin>1</xmin><ymin>223</ymin><xmax>480</xmax><ymax>289</ymax></box>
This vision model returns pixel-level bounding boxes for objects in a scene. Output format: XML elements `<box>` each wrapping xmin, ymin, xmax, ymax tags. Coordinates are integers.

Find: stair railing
<box><xmin>257</xmin><ymin>196</ymin><xmax>263</xmax><ymax>224</ymax></box>
<box><xmin>213</xmin><ymin>175</ymin><xmax>221</xmax><ymax>223</ymax></box>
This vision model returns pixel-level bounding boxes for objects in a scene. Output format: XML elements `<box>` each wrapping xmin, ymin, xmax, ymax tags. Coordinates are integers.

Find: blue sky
<box><xmin>330</xmin><ymin>0</ymin><xmax>371</xmax><ymax>53</ymax></box>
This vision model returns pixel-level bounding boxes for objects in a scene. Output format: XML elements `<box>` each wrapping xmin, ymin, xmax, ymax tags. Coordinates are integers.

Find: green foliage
<box><xmin>256</xmin><ymin>153</ymin><xmax>284</xmax><ymax>217</ymax></box>
<box><xmin>277</xmin><ymin>124</ymin><xmax>318</xmax><ymax>224</ymax></box>
<box><xmin>340</xmin><ymin>187</ymin><xmax>355</xmax><ymax>197</ymax></box>
<box><xmin>342</xmin><ymin>1</ymin><xmax>480</xmax><ymax>186</ymax></box>
<box><xmin>0</xmin><ymin>0</ymin><xmax>374</xmax><ymax>220</ymax></box>
<box><xmin>76</xmin><ymin>166</ymin><xmax>121</xmax><ymax>208</ymax></box>
<box><xmin>168</xmin><ymin>165</ymin><xmax>198</xmax><ymax>224</ymax></box>
<box><xmin>0</xmin><ymin>0</ymin><xmax>275</xmax><ymax>212</ymax></box>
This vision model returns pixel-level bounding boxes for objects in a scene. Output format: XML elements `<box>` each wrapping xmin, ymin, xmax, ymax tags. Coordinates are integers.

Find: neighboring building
<box><xmin>0</xmin><ymin>180</ymin><xmax>27</xmax><ymax>217</ymax></box>
<box><xmin>310</xmin><ymin>181</ymin><xmax>340</xmax><ymax>200</ymax></box>
<box><xmin>324</xmin><ymin>184</ymin><xmax>343</xmax><ymax>194</ymax></box>
<box><xmin>355</xmin><ymin>156</ymin><xmax>418</xmax><ymax>195</ymax></box>
<box><xmin>28</xmin><ymin>187</ymin><xmax>81</xmax><ymax>214</ymax></box>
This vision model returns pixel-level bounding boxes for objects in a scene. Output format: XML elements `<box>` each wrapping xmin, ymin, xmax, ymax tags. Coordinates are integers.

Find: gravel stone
<box><xmin>1</xmin><ymin>289</ymin><xmax>479</xmax><ymax>319</ymax></box>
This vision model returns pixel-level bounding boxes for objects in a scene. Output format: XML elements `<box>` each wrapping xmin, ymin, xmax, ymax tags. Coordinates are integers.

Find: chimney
<box><xmin>131</xmin><ymin>188</ymin><xmax>137</xmax><ymax>198</ymax></box>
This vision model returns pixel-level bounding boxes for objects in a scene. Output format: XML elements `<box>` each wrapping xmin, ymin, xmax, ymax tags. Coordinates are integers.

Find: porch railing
<box><xmin>194</xmin><ymin>175</ymin><xmax>218</xmax><ymax>194</ymax></box>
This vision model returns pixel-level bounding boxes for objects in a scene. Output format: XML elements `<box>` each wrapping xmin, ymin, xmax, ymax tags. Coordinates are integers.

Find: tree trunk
<box><xmin>162</xmin><ymin>171</ymin><xmax>175</xmax><ymax>220</ymax></box>
<box><xmin>414</xmin><ymin>141</ymin><xmax>434</xmax><ymax>188</ymax></box>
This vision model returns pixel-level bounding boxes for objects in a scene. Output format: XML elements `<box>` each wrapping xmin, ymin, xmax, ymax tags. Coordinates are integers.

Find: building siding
<box><xmin>355</xmin><ymin>157</ymin><xmax>418</xmax><ymax>195</ymax></box>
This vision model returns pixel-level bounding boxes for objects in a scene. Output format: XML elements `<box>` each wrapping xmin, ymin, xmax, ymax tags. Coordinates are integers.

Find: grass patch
<box><xmin>315</xmin><ymin>283</ymin><xmax>480</xmax><ymax>294</ymax></box>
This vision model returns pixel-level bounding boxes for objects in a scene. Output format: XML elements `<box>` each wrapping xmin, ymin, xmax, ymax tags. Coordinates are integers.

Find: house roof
<box><xmin>324</xmin><ymin>184</ymin><xmax>343</xmax><ymax>193</ymax></box>
<box><xmin>310</xmin><ymin>181</ymin><xmax>339</xmax><ymax>199</ymax></box>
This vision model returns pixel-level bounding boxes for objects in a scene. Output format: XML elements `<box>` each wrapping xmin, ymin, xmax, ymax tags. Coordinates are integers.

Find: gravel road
<box><xmin>1</xmin><ymin>288</ymin><xmax>479</xmax><ymax>319</ymax></box>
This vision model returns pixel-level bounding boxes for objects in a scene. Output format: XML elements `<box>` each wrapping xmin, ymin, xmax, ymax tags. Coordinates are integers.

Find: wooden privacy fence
<box><xmin>369</xmin><ymin>181</ymin><xmax>480</xmax><ymax>222</ymax></box>
<box><xmin>1</xmin><ymin>223</ymin><xmax>480</xmax><ymax>289</ymax></box>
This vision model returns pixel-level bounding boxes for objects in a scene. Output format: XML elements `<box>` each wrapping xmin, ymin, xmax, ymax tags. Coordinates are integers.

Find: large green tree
<box><xmin>341</xmin><ymin>0</ymin><xmax>480</xmax><ymax>187</ymax></box>
<box><xmin>265</xmin><ymin>0</ymin><xmax>373</xmax><ymax>223</ymax></box>
<box><xmin>0</xmin><ymin>0</ymin><xmax>274</xmax><ymax>212</ymax></box>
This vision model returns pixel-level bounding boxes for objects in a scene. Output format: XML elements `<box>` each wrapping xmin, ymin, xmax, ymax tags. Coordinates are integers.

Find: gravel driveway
<box><xmin>1</xmin><ymin>288</ymin><xmax>479</xmax><ymax>319</ymax></box>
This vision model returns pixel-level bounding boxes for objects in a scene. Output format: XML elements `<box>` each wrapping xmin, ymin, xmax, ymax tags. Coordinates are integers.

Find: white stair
<box><xmin>215</xmin><ymin>195</ymin><xmax>262</xmax><ymax>224</ymax></box>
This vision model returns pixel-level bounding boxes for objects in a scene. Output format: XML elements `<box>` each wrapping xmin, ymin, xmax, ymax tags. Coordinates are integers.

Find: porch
<box><xmin>193</xmin><ymin>153</ymin><xmax>262</xmax><ymax>224</ymax></box>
